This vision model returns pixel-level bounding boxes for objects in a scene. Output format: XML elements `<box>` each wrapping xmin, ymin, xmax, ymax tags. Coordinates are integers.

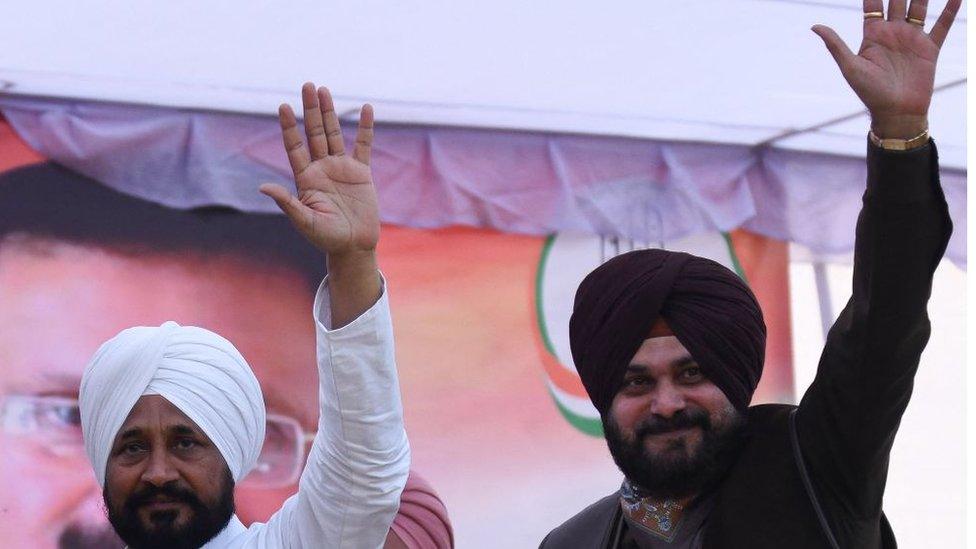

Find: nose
<box><xmin>648</xmin><ymin>380</ymin><xmax>687</xmax><ymax>418</ymax></box>
<box><xmin>140</xmin><ymin>448</ymin><xmax>179</xmax><ymax>486</ymax></box>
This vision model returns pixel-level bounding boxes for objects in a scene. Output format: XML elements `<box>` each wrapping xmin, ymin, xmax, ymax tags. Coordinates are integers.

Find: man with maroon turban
<box><xmin>541</xmin><ymin>1</ymin><xmax>959</xmax><ymax>547</ymax></box>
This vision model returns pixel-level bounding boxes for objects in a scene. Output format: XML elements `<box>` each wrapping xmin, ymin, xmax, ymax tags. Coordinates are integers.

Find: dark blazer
<box><xmin>541</xmin><ymin>140</ymin><xmax>952</xmax><ymax>549</ymax></box>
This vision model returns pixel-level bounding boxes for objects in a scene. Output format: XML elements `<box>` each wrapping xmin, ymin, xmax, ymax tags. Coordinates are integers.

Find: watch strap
<box><xmin>868</xmin><ymin>128</ymin><xmax>930</xmax><ymax>151</ymax></box>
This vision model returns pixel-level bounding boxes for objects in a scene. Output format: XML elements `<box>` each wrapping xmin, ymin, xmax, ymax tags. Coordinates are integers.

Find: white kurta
<box><xmin>201</xmin><ymin>276</ymin><xmax>410</xmax><ymax>548</ymax></box>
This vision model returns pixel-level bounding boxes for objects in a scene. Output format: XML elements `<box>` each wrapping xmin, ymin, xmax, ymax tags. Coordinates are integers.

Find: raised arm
<box><xmin>261</xmin><ymin>82</ymin><xmax>381</xmax><ymax>326</ymax></box>
<box><xmin>797</xmin><ymin>0</ymin><xmax>957</xmax><ymax>515</ymax></box>
<box><xmin>258</xmin><ymin>83</ymin><xmax>409</xmax><ymax>548</ymax></box>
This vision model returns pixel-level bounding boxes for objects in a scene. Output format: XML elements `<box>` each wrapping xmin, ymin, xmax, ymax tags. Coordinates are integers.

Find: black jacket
<box><xmin>541</xmin><ymin>141</ymin><xmax>952</xmax><ymax>549</ymax></box>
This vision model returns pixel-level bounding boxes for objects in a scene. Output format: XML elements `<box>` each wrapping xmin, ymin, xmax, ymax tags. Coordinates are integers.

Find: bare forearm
<box><xmin>327</xmin><ymin>250</ymin><xmax>382</xmax><ymax>328</ymax></box>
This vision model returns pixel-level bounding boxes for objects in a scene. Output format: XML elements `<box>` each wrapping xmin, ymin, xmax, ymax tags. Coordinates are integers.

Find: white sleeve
<box><xmin>252</xmin><ymin>274</ymin><xmax>410</xmax><ymax>549</ymax></box>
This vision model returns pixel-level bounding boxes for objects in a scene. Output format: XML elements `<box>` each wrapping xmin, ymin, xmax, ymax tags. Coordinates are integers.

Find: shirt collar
<box><xmin>201</xmin><ymin>515</ymin><xmax>247</xmax><ymax>548</ymax></box>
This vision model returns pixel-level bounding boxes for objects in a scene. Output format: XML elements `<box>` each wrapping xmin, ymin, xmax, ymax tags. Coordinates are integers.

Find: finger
<box><xmin>863</xmin><ymin>0</ymin><xmax>885</xmax><ymax>23</ymax></box>
<box><xmin>301</xmin><ymin>82</ymin><xmax>329</xmax><ymax>160</ymax></box>
<box><xmin>888</xmin><ymin>0</ymin><xmax>908</xmax><ymax>20</ymax></box>
<box><xmin>812</xmin><ymin>25</ymin><xmax>857</xmax><ymax>72</ymax></box>
<box><xmin>259</xmin><ymin>183</ymin><xmax>312</xmax><ymax>229</ymax></box>
<box><xmin>928</xmin><ymin>0</ymin><xmax>961</xmax><ymax>47</ymax></box>
<box><xmin>353</xmin><ymin>104</ymin><xmax>374</xmax><ymax>166</ymax></box>
<box><xmin>906</xmin><ymin>0</ymin><xmax>929</xmax><ymax>23</ymax></box>
<box><xmin>318</xmin><ymin>87</ymin><xmax>346</xmax><ymax>157</ymax></box>
<box><xmin>279</xmin><ymin>104</ymin><xmax>311</xmax><ymax>177</ymax></box>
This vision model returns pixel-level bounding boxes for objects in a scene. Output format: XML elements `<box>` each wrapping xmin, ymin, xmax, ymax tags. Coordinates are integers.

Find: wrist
<box><xmin>870</xmin><ymin>115</ymin><xmax>928</xmax><ymax>139</ymax></box>
<box><xmin>327</xmin><ymin>249</ymin><xmax>378</xmax><ymax>279</ymax></box>
<box><xmin>326</xmin><ymin>250</ymin><xmax>381</xmax><ymax>328</ymax></box>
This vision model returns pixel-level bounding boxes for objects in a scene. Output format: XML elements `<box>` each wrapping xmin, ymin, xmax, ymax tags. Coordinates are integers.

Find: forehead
<box><xmin>120</xmin><ymin>395</ymin><xmax>200</xmax><ymax>432</ymax></box>
<box><xmin>0</xmin><ymin>239</ymin><xmax>318</xmax><ymax>424</ymax></box>
<box><xmin>628</xmin><ymin>335</ymin><xmax>694</xmax><ymax>371</ymax></box>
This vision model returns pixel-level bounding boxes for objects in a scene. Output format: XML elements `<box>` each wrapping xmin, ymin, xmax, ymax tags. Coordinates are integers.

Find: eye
<box><xmin>43</xmin><ymin>402</ymin><xmax>81</xmax><ymax>429</ymax></box>
<box><xmin>174</xmin><ymin>438</ymin><xmax>199</xmax><ymax>451</ymax></box>
<box><xmin>121</xmin><ymin>442</ymin><xmax>147</xmax><ymax>455</ymax></box>
<box><xmin>679</xmin><ymin>366</ymin><xmax>704</xmax><ymax>382</ymax></box>
<box><xmin>622</xmin><ymin>376</ymin><xmax>651</xmax><ymax>391</ymax></box>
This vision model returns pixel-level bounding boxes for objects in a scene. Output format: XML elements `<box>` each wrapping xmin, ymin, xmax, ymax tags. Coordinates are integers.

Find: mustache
<box><xmin>125</xmin><ymin>482</ymin><xmax>203</xmax><ymax>509</ymax></box>
<box><xmin>634</xmin><ymin>408</ymin><xmax>710</xmax><ymax>437</ymax></box>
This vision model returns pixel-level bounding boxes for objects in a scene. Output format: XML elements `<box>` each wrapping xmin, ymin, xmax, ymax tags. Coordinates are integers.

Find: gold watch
<box><xmin>868</xmin><ymin>128</ymin><xmax>930</xmax><ymax>151</ymax></box>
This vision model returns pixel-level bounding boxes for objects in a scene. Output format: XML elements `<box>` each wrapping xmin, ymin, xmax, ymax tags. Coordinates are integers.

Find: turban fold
<box><xmin>391</xmin><ymin>471</ymin><xmax>455</xmax><ymax>549</ymax></box>
<box><xmin>569</xmin><ymin>249</ymin><xmax>765</xmax><ymax>416</ymax></box>
<box><xmin>79</xmin><ymin>321</ymin><xmax>266</xmax><ymax>487</ymax></box>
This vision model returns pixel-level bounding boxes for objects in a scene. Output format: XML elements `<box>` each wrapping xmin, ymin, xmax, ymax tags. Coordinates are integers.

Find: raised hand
<box><xmin>262</xmin><ymin>83</ymin><xmax>381</xmax><ymax>326</ymax></box>
<box><xmin>260</xmin><ymin>82</ymin><xmax>379</xmax><ymax>257</ymax></box>
<box><xmin>812</xmin><ymin>0</ymin><xmax>961</xmax><ymax>138</ymax></box>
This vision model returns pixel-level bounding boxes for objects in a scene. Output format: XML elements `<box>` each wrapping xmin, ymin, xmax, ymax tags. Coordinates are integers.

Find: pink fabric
<box><xmin>392</xmin><ymin>470</ymin><xmax>454</xmax><ymax>549</ymax></box>
<box><xmin>0</xmin><ymin>97</ymin><xmax>965</xmax><ymax>267</ymax></box>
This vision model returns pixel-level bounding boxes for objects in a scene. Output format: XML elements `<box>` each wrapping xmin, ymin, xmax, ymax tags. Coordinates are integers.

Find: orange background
<box><xmin>0</xmin><ymin>116</ymin><xmax>794</xmax><ymax>545</ymax></box>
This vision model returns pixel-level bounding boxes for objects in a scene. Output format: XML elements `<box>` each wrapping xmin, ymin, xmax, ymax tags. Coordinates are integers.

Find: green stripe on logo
<box><xmin>535</xmin><ymin>233</ymin><xmax>559</xmax><ymax>357</ymax></box>
<box><xmin>721</xmin><ymin>232</ymin><xmax>748</xmax><ymax>283</ymax></box>
<box><xmin>549</xmin><ymin>387</ymin><xmax>603</xmax><ymax>437</ymax></box>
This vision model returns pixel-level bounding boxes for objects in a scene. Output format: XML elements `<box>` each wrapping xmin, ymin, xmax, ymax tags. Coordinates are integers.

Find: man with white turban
<box><xmin>79</xmin><ymin>82</ymin><xmax>410</xmax><ymax>548</ymax></box>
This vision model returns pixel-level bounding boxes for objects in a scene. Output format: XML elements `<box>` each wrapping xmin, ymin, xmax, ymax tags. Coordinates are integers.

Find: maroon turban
<box><xmin>569</xmin><ymin>249</ymin><xmax>766</xmax><ymax>416</ymax></box>
<box><xmin>391</xmin><ymin>470</ymin><xmax>454</xmax><ymax>548</ymax></box>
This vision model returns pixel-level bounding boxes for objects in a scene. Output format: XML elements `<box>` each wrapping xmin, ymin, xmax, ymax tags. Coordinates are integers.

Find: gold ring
<box><xmin>863</xmin><ymin>11</ymin><xmax>884</xmax><ymax>19</ymax></box>
<box><xmin>906</xmin><ymin>16</ymin><xmax>925</xmax><ymax>26</ymax></box>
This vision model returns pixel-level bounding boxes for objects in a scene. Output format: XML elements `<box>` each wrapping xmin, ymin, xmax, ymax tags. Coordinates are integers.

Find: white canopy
<box><xmin>0</xmin><ymin>1</ymin><xmax>966</xmax><ymax>266</ymax></box>
<box><xmin>1</xmin><ymin>0</ymin><xmax>965</xmax><ymax>166</ymax></box>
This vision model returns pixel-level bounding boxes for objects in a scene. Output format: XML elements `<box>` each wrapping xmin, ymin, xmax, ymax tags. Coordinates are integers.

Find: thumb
<box><xmin>259</xmin><ymin>183</ymin><xmax>310</xmax><ymax>228</ymax></box>
<box><xmin>812</xmin><ymin>25</ymin><xmax>855</xmax><ymax>72</ymax></box>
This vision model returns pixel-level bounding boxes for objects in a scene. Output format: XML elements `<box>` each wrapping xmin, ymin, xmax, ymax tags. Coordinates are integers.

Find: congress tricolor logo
<box><xmin>533</xmin><ymin>232</ymin><xmax>745</xmax><ymax>437</ymax></box>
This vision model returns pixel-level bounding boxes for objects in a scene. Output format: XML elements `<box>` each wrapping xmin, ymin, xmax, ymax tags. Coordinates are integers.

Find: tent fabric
<box><xmin>0</xmin><ymin>96</ymin><xmax>965</xmax><ymax>267</ymax></box>
<box><xmin>0</xmin><ymin>1</ymin><xmax>965</xmax><ymax>168</ymax></box>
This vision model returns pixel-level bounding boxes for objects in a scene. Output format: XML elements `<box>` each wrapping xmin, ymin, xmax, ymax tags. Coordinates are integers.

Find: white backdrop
<box><xmin>0</xmin><ymin>0</ymin><xmax>966</xmax><ymax>167</ymax></box>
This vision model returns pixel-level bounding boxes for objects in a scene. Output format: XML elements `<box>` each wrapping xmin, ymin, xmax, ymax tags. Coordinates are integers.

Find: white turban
<box><xmin>79</xmin><ymin>321</ymin><xmax>266</xmax><ymax>487</ymax></box>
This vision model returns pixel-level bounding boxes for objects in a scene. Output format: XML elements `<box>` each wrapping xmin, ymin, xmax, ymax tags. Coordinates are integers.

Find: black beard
<box><xmin>603</xmin><ymin>407</ymin><xmax>746</xmax><ymax>500</ymax></box>
<box><xmin>104</xmin><ymin>468</ymin><xmax>235</xmax><ymax>549</ymax></box>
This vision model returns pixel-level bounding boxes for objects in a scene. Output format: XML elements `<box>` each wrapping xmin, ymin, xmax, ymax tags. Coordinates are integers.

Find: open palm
<box><xmin>813</xmin><ymin>0</ymin><xmax>960</xmax><ymax>124</ymax></box>
<box><xmin>261</xmin><ymin>83</ymin><xmax>379</xmax><ymax>255</ymax></box>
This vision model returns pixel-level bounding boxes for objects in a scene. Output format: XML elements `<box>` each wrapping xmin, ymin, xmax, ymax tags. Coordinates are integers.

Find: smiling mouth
<box><xmin>644</xmin><ymin>426</ymin><xmax>697</xmax><ymax>438</ymax></box>
<box><xmin>142</xmin><ymin>500</ymin><xmax>185</xmax><ymax>510</ymax></box>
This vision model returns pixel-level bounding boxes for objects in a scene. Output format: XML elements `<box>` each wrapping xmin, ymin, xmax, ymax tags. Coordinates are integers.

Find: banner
<box><xmin>0</xmin><ymin>120</ymin><xmax>793</xmax><ymax>547</ymax></box>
